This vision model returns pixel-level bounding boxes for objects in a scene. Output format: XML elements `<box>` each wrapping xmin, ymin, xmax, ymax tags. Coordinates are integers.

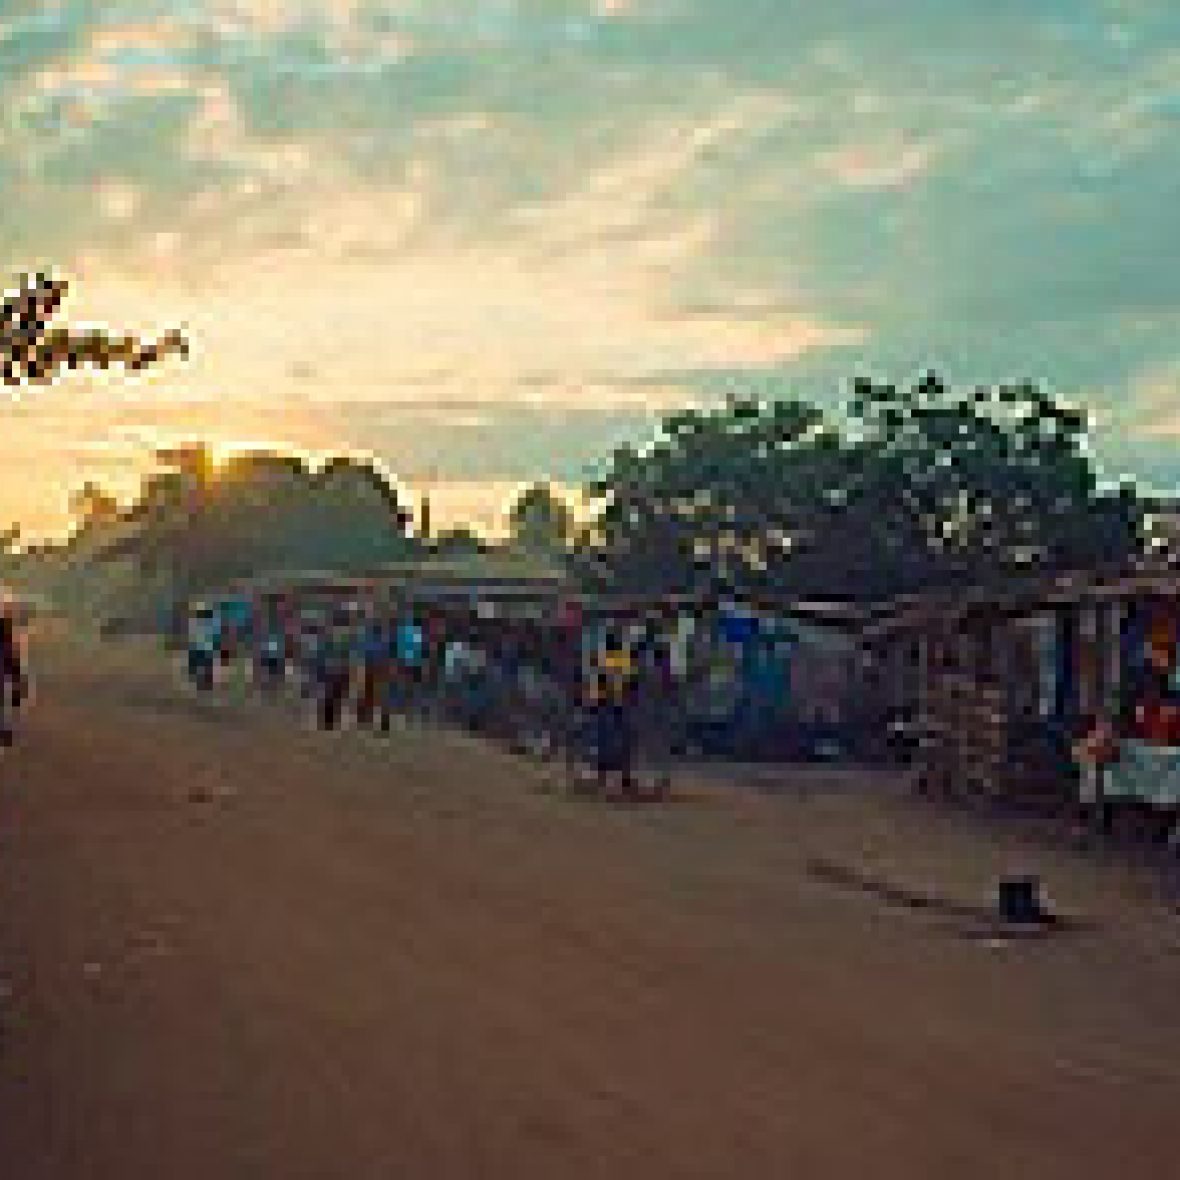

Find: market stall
<box><xmin>860</xmin><ymin>571</ymin><xmax>1180</xmax><ymax>806</ymax></box>
<box><xmin>1094</xmin><ymin>595</ymin><xmax>1180</xmax><ymax>832</ymax></box>
<box><xmin>1103</xmin><ymin>741</ymin><xmax>1180</xmax><ymax>810</ymax></box>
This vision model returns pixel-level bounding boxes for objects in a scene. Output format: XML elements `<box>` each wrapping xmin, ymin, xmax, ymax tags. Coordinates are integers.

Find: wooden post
<box><xmin>916</xmin><ymin>632</ymin><xmax>930</xmax><ymax>716</ymax></box>
<box><xmin>1078</xmin><ymin>600</ymin><xmax>1098</xmax><ymax>719</ymax></box>
<box><xmin>1053</xmin><ymin>605</ymin><xmax>1078</xmax><ymax>725</ymax></box>
<box><xmin>1104</xmin><ymin>598</ymin><xmax>1123</xmax><ymax>717</ymax></box>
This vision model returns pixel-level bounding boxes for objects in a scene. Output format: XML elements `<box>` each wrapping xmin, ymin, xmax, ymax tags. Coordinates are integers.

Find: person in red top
<box><xmin>1122</xmin><ymin>626</ymin><xmax>1180</xmax><ymax>744</ymax></box>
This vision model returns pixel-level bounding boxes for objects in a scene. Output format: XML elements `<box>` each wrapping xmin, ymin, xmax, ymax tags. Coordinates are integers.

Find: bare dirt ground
<box><xmin>1</xmin><ymin>628</ymin><xmax>1178</xmax><ymax>1179</ymax></box>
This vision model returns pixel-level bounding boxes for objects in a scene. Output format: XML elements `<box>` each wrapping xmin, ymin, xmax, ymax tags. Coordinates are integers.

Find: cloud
<box><xmin>819</xmin><ymin>140</ymin><xmax>937</xmax><ymax>190</ymax></box>
<box><xmin>4</xmin><ymin>0</ymin><xmax>1180</xmax><ymax>535</ymax></box>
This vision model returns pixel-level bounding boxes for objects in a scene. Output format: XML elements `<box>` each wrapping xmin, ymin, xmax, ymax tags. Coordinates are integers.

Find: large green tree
<box><xmin>837</xmin><ymin>372</ymin><xmax>1143</xmax><ymax>595</ymax></box>
<box><xmin>586</xmin><ymin>395</ymin><xmax>843</xmax><ymax>595</ymax></box>
<box><xmin>586</xmin><ymin>374</ymin><xmax>1146</xmax><ymax>601</ymax></box>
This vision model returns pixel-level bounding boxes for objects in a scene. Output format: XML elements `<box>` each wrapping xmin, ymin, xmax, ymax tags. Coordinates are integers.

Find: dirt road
<box><xmin>2</xmin><ymin>631</ymin><xmax>1178</xmax><ymax>1179</ymax></box>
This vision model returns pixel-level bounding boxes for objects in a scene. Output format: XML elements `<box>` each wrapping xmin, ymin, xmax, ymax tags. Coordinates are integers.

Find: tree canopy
<box><xmin>69</xmin><ymin>482</ymin><xmax>121</xmax><ymax>535</ymax></box>
<box><xmin>2</xmin><ymin>272</ymin><xmax>188</xmax><ymax>387</ymax></box>
<box><xmin>585</xmin><ymin>373</ymin><xmax>1146</xmax><ymax>602</ymax></box>
<box><xmin>96</xmin><ymin>445</ymin><xmax>416</xmax><ymax>608</ymax></box>
<box><xmin>508</xmin><ymin>483</ymin><xmax>574</xmax><ymax>558</ymax></box>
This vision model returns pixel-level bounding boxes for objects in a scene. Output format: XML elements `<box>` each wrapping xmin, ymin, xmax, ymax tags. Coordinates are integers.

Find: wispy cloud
<box><xmin>3</xmin><ymin>0</ymin><xmax>1180</xmax><ymax>533</ymax></box>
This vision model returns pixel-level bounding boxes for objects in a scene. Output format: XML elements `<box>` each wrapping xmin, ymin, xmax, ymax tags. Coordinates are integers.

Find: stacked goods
<box><xmin>919</xmin><ymin>671</ymin><xmax>1009</xmax><ymax>799</ymax></box>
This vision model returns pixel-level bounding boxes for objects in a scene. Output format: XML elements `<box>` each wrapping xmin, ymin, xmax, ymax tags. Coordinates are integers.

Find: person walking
<box><xmin>461</xmin><ymin>621</ymin><xmax>494</xmax><ymax>734</ymax></box>
<box><xmin>421</xmin><ymin>608</ymin><xmax>448</xmax><ymax>724</ymax></box>
<box><xmin>0</xmin><ymin>599</ymin><xmax>28</xmax><ymax>747</ymax></box>
<box><xmin>186</xmin><ymin>605</ymin><xmax>219</xmax><ymax>692</ymax></box>
<box><xmin>296</xmin><ymin>618</ymin><xmax>316</xmax><ymax>699</ymax></box>
<box><xmin>591</xmin><ymin>626</ymin><xmax>640</xmax><ymax>801</ymax></box>
<box><xmin>394</xmin><ymin>610</ymin><xmax>426</xmax><ymax>723</ymax></box>
<box><xmin>256</xmin><ymin>614</ymin><xmax>287</xmax><ymax>697</ymax></box>
<box><xmin>317</xmin><ymin>612</ymin><xmax>353</xmax><ymax>731</ymax></box>
<box><xmin>636</xmin><ymin>615</ymin><xmax>679</xmax><ymax>800</ymax></box>
<box><xmin>497</xmin><ymin>623</ymin><xmax>529</xmax><ymax>752</ymax></box>
<box><xmin>356</xmin><ymin>617</ymin><xmax>390</xmax><ymax>730</ymax></box>
<box><xmin>441</xmin><ymin>627</ymin><xmax>474</xmax><ymax>726</ymax></box>
<box><xmin>552</xmin><ymin>604</ymin><xmax>586</xmax><ymax>770</ymax></box>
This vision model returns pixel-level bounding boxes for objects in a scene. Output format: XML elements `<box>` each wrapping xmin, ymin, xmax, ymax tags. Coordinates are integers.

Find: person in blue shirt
<box><xmin>396</xmin><ymin>616</ymin><xmax>425</xmax><ymax>666</ymax></box>
<box><xmin>394</xmin><ymin>613</ymin><xmax>426</xmax><ymax>721</ymax></box>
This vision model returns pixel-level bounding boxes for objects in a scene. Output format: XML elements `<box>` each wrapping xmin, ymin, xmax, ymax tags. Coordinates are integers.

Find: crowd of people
<box><xmin>184</xmin><ymin>596</ymin><xmax>713</xmax><ymax>802</ymax></box>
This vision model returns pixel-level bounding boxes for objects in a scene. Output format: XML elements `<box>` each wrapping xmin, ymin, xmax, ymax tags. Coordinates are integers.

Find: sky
<box><xmin>2</xmin><ymin>0</ymin><xmax>1180</xmax><ymax>538</ymax></box>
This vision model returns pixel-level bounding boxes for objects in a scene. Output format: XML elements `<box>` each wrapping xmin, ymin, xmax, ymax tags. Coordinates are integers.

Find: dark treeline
<box><xmin>3</xmin><ymin>444</ymin><xmax>417</xmax><ymax>626</ymax></box>
<box><xmin>100</xmin><ymin>444</ymin><xmax>417</xmax><ymax>587</ymax></box>
<box><xmin>1</xmin><ymin>371</ymin><xmax>1165</xmax><ymax>625</ymax></box>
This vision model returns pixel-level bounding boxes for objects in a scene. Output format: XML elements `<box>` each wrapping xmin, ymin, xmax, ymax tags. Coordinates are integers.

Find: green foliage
<box><xmin>586</xmin><ymin>373</ymin><xmax>1146</xmax><ymax>600</ymax></box>
<box><xmin>586</xmin><ymin>394</ymin><xmax>838</xmax><ymax>595</ymax></box>
<box><xmin>432</xmin><ymin>526</ymin><xmax>488</xmax><ymax>557</ymax></box>
<box><xmin>97</xmin><ymin>444</ymin><xmax>416</xmax><ymax>607</ymax></box>
<box><xmin>69</xmin><ymin>482</ymin><xmax>120</xmax><ymax>533</ymax></box>
<box><xmin>508</xmin><ymin>483</ymin><xmax>574</xmax><ymax>556</ymax></box>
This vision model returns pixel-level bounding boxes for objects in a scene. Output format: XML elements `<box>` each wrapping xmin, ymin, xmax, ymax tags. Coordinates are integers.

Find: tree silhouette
<box><xmin>1</xmin><ymin>271</ymin><xmax>188</xmax><ymax>387</ymax></box>
<box><xmin>69</xmin><ymin>482</ymin><xmax>121</xmax><ymax>533</ymax></box>
<box><xmin>97</xmin><ymin>446</ymin><xmax>417</xmax><ymax>612</ymax></box>
<box><xmin>508</xmin><ymin>483</ymin><xmax>573</xmax><ymax>557</ymax></box>
<box><xmin>431</xmin><ymin>526</ymin><xmax>488</xmax><ymax>557</ymax></box>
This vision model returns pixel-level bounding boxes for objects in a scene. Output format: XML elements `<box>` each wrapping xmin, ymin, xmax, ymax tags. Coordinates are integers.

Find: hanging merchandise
<box><xmin>1143</xmin><ymin>602</ymin><xmax>1180</xmax><ymax>697</ymax></box>
<box><xmin>557</xmin><ymin>599</ymin><xmax>583</xmax><ymax>631</ymax></box>
<box><xmin>719</xmin><ymin>605</ymin><xmax>758</xmax><ymax>646</ymax></box>
<box><xmin>1033</xmin><ymin>614</ymin><xmax>1057</xmax><ymax>720</ymax></box>
<box><xmin>1148</xmin><ymin>607</ymin><xmax>1177</xmax><ymax>657</ymax></box>
<box><xmin>663</xmin><ymin>612</ymin><xmax>693</xmax><ymax>682</ymax></box>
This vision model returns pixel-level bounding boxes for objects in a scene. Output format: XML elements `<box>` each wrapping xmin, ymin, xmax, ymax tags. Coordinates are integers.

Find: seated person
<box><xmin>1120</xmin><ymin>636</ymin><xmax>1180</xmax><ymax>745</ymax></box>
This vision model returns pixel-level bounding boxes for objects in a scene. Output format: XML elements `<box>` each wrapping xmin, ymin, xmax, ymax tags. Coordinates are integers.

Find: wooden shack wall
<box><xmin>785</xmin><ymin>622</ymin><xmax>860</xmax><ymax>727</ymax></box>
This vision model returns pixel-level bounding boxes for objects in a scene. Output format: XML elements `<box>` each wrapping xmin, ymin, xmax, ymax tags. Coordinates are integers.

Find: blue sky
<box><xmin>2</xmin><ymin>1</ymin><xmax>1180</xmax><ymax>534</ymax></box>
